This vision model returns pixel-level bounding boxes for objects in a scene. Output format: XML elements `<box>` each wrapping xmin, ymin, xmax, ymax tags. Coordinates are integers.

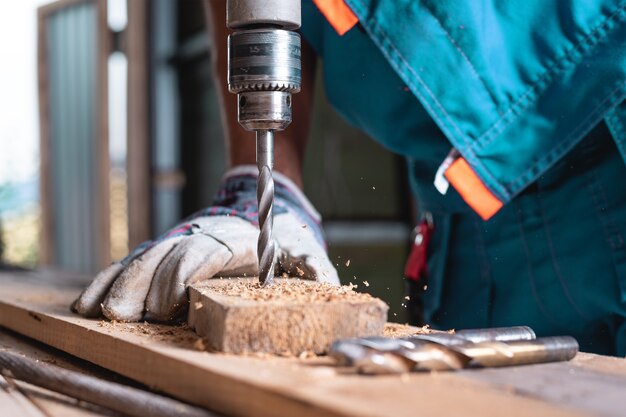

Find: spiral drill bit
<box><xmin>226</xmin><ymin>0</ymin><xmax>302</xmax><ymax>286</ymax></box>
<box><xmin>330</xmin><ymin>326</ymin><xmax>579</xmax><ymax>375</ymax></box>
<box><xmin>256</xmin><ymin>130</ymin><xmax>276</xmax><ymax>285</ymax></box>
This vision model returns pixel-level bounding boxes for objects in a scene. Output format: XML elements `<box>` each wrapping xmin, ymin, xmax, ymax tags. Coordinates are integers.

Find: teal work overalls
<box><xmin>302</xmin><ymin>1</ymin><xmax>626</xmax><ymax>355</ymax></box>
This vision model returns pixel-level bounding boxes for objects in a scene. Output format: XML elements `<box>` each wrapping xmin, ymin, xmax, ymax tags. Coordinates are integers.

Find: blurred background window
<box><xmin>0</xmin><ymin>0</ymin><xmax>54</xmax><ymax>269</ymax></box>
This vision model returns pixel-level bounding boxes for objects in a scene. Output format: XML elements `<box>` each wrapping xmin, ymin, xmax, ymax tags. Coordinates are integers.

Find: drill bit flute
<box><xmin>256</xmin><ymin>130</ymin><xmax>275</xmax><ymax>286</ymax></box>
<box><xmin>226</xmin><ymin>0</ymin><xmax>302</xmax><ymax>286</ymax></box>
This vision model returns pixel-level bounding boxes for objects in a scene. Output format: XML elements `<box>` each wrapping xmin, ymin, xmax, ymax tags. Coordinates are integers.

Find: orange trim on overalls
<box><xmin>313</xmin><ymin>0</ymin><xmax>359</xmax><ymax>35</ymax></box>
<box><xmin>445</xmin><ymin>158</ymin><xmax>503</xmax><ymax>220</ymax></box>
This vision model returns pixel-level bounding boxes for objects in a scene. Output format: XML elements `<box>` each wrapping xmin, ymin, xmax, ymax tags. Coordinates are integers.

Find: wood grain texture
<box><xmin>1</xmin><ymin>271</ymin><xmax>625</xmax><ymax>417</ymax></box>
<box><xmin>188</xmin><ymin>278</ymin><xmax>388</xmax><ymax>355</ymax></box>
<box><xmin>0</xmin><ymin>328</ymin><xmax>131</xmax><ymax>417</ymax></box>
<box><xmin>460</xmin><ymin>362</ymin><xmax>626</xmax><ymax>417</ymax></box>
<box><xmin>0</xmin><ymin>376</ymin><xmax>46</xmax><ymax>417</ymax></box>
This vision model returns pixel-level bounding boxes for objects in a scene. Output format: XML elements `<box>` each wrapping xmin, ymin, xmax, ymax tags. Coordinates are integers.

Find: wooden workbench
<box><xmin>0</xmin><ymin>328</ymin><xmax>133</xmax><ymax>417</ymax></box>
<box><xmin>1</xmin><ymin>269</ymin><xmax>625</xmax><ymax>417</ymax></box>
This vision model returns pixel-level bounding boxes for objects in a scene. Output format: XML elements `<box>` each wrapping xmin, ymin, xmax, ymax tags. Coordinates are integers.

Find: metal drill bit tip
<box><xmin>256</xmin><ymin>130</ymin><xmax>275</xmax><ymax>287</ymax></box>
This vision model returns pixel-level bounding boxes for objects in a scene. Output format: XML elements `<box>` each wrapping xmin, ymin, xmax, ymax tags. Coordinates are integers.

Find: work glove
<box><xmin>72</xmin><ymin>166</ymin><xmax>339</xmax><ymax>322</ymax></box>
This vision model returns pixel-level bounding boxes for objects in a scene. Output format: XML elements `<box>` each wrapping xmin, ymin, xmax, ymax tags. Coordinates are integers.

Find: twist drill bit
<box><xmin>330</xmin><ymin>326</ymin><xmax>579</xmax><ymax>375</ymax></box>
<box><xmin>256</xmin><ymin>130</ymin><xmax>275</xmax><ymax>286</ymax></box>
<box><xmin>226</xmin><ymin>2</ymin><xmax>302</xmax><ymax>286</ymax></box>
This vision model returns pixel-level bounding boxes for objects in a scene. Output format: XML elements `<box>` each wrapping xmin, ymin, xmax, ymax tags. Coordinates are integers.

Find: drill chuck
<box><xmin>228</xmin><ymin>29</ymin><xmax>301</xmax><ymax>132</ymax></box>
<box><xmin>228</xmin><ymin>29</ymin><xmax>302</xmax><ymax>94</ymax></box>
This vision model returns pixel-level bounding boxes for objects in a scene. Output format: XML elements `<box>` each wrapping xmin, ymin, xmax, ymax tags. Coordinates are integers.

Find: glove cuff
<box><xmin>223</xmin><ymin>165</ymin><xmax>321</xmax><ymax>223</ymax></box>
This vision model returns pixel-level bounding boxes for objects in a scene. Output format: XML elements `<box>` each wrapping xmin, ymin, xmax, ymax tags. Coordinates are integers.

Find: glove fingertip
<box><xmin>71</xmin><ymin>297</ymin><xmax>101</xmax><ymax>318</ymax></box>
<box><xmin>101</xmin><ymin>299</ymin><xmax>144</xmax><ymax>322</ymax></box>
<box><xmin>71</xmin><ymin>262</ymin><xmax>125</xmax><ymax>318</ymax></box>
<box><xmin>305</xmin><ymin>256</ymin><xmax>341</xmax><ymax>286</ymax></box>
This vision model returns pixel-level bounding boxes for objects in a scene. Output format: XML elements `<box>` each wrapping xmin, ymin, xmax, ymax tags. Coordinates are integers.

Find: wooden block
<box><xmin>188</xmin><ymin>278</ymin><xmax>389</xmax><ymax>355</ymax></box>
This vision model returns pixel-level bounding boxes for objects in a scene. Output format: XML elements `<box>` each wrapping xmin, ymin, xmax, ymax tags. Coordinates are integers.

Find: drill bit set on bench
<box><xmin>330</xmin><ymin>326</ymin><xmax>579</xmax><ymax>375</ymax></box>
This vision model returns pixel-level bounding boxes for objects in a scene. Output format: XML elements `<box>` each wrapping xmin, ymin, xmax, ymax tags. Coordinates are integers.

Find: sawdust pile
<box><xmin>97</xmin><ymin>321</ymin><xmax>202</xmax><ymax>349</ymax></box>
<box><xmin>203</xmin><ymin>280</ymin><xmax>375</xmax><ymax>304</ymax></box>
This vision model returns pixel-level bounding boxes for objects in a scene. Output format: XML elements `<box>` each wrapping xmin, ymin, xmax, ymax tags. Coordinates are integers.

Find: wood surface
<box><xmin>188</xmin><ymin>278</ymin><xmax>388</xmax><ymax>355</ymax></box>
<box><xmin>0</xmin><ymin>328</ymin><xmax>135</xmax><ymax>417</ymax></box>
<box><xmin>1</xmin><ymin>270</ymin><xmax>626</xmax><ymax>417</ymax></box>
<box><xmin>0</xmin><ymin>376</ymin><xmax>46</xmax><ymax>417</ymax></box>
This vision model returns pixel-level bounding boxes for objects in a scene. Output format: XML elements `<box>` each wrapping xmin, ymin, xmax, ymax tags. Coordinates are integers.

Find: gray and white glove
<box><xmin>72</xmin><ymin>166</ymin><xmax>339</xmax><ymax>322</ymax></box>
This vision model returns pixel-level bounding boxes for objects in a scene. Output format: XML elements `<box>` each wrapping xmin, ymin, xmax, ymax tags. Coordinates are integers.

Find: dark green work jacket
<box><xmin>302</xmin><ymin>1</ymin><xmax>626</xmax><ymax>355</ymax></box>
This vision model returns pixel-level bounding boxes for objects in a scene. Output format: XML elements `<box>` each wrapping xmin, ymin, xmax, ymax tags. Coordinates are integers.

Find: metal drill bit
<box><xmin>406</xmin><ymin>325</ymin><xmax>537</xmax><ymax>347</ymax></box>
<box><xmin>455</xmin><ymin>326</ymin><xmax>536</xmax><ymax>343</ymax></box>
<box><xmin>227</xmin><ymin>26</ymin><xmax>301</xmax><ymax>287</ymax></box>
<box><xmin>256</xmin><ymin>129</ymin><xmax>275</xmax><ymax>286</ymax></box>
<box><xmin>457</xmin><ymin>336</ymin><xmax>579</xmax><ymax>368</ymax></box>
<box><xmin>330</xmin><ymin>326</ymin><xmax>579</xmax><ymax>375</ymax></box>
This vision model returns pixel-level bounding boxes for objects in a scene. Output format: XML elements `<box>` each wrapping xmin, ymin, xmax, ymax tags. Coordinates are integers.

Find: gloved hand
<box><xmin>72</xmin><ymin>166</ymin><xmax>339</xmax><ymax>322</ymax></box>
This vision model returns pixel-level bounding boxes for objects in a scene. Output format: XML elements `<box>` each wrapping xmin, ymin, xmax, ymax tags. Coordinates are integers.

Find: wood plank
<box><xmin>188</xmin><ymin>278</ymin><xmax>388</xmax><ymax>355</ymax></box>
<box><xmin>0</xmin><ymin>271</ymin><xmax>621</xmax><ymax>417</ymax></box>
<box><xmin>0</xmin><ymin>376</ymin><xmax>46</xmax><ymax>417</ymax></box>
<box><xmin>458</xmin><ymin>362</ymin><xmax>626</xmax><ymax>417</ymax></box>
<box><xmin>0</xmin><ymin>328</ymin><xmax>132</xmax><ymax>417</ymax></box>
<box><xmin>570</xmin><ymin>352</ymin><xmax>626</xmax><ymax>377</ymax></box>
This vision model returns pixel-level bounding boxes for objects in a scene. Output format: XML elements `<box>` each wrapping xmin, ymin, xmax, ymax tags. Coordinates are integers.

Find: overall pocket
<box><xmin>404</xmin><ymin>212</ymin><xmax>452</xmax><ymax>324</ymax></box>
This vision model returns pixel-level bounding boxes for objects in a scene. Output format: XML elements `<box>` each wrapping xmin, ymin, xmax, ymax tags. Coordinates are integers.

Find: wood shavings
<box><xmin>194</xmin><ymin>338</ymin><xmax>206</xmax><ymax>351</ymax></box>
<box><xmin>203</xmin><ymin>280</ymin><xmax>374</xmax><ymax>304</ymax></box>
<box><xmin>194</xmin><ymin>302</ymin><xmax>203</xmax><ymax>310</ymax></box>
<box><xmin>382</xmin><ymin>323</ymin><xmax>451</xmax><ymax>339</ymax></box>
<box><xmin>97</xmin><ymin>321</ymin><xmax>199</xmax><ymax>348</ymax></box>
<box><xmin>298</xmin><ymin>350</ymin><xmax>317</xmax><ymax>360</ymax></box>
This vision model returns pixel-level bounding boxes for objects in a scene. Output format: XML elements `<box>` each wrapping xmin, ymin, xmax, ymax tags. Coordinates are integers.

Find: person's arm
<box><xmin>203</xmin><ymin>0</ymin><xmax>316</xmax><ymax>189</ymax></box>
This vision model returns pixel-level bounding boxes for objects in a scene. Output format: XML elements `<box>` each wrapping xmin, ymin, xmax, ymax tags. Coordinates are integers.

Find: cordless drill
<box><xmin>226</xmin><ymin>0</ymin><xmax>302</xmax><ymax>287</ymax></box>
